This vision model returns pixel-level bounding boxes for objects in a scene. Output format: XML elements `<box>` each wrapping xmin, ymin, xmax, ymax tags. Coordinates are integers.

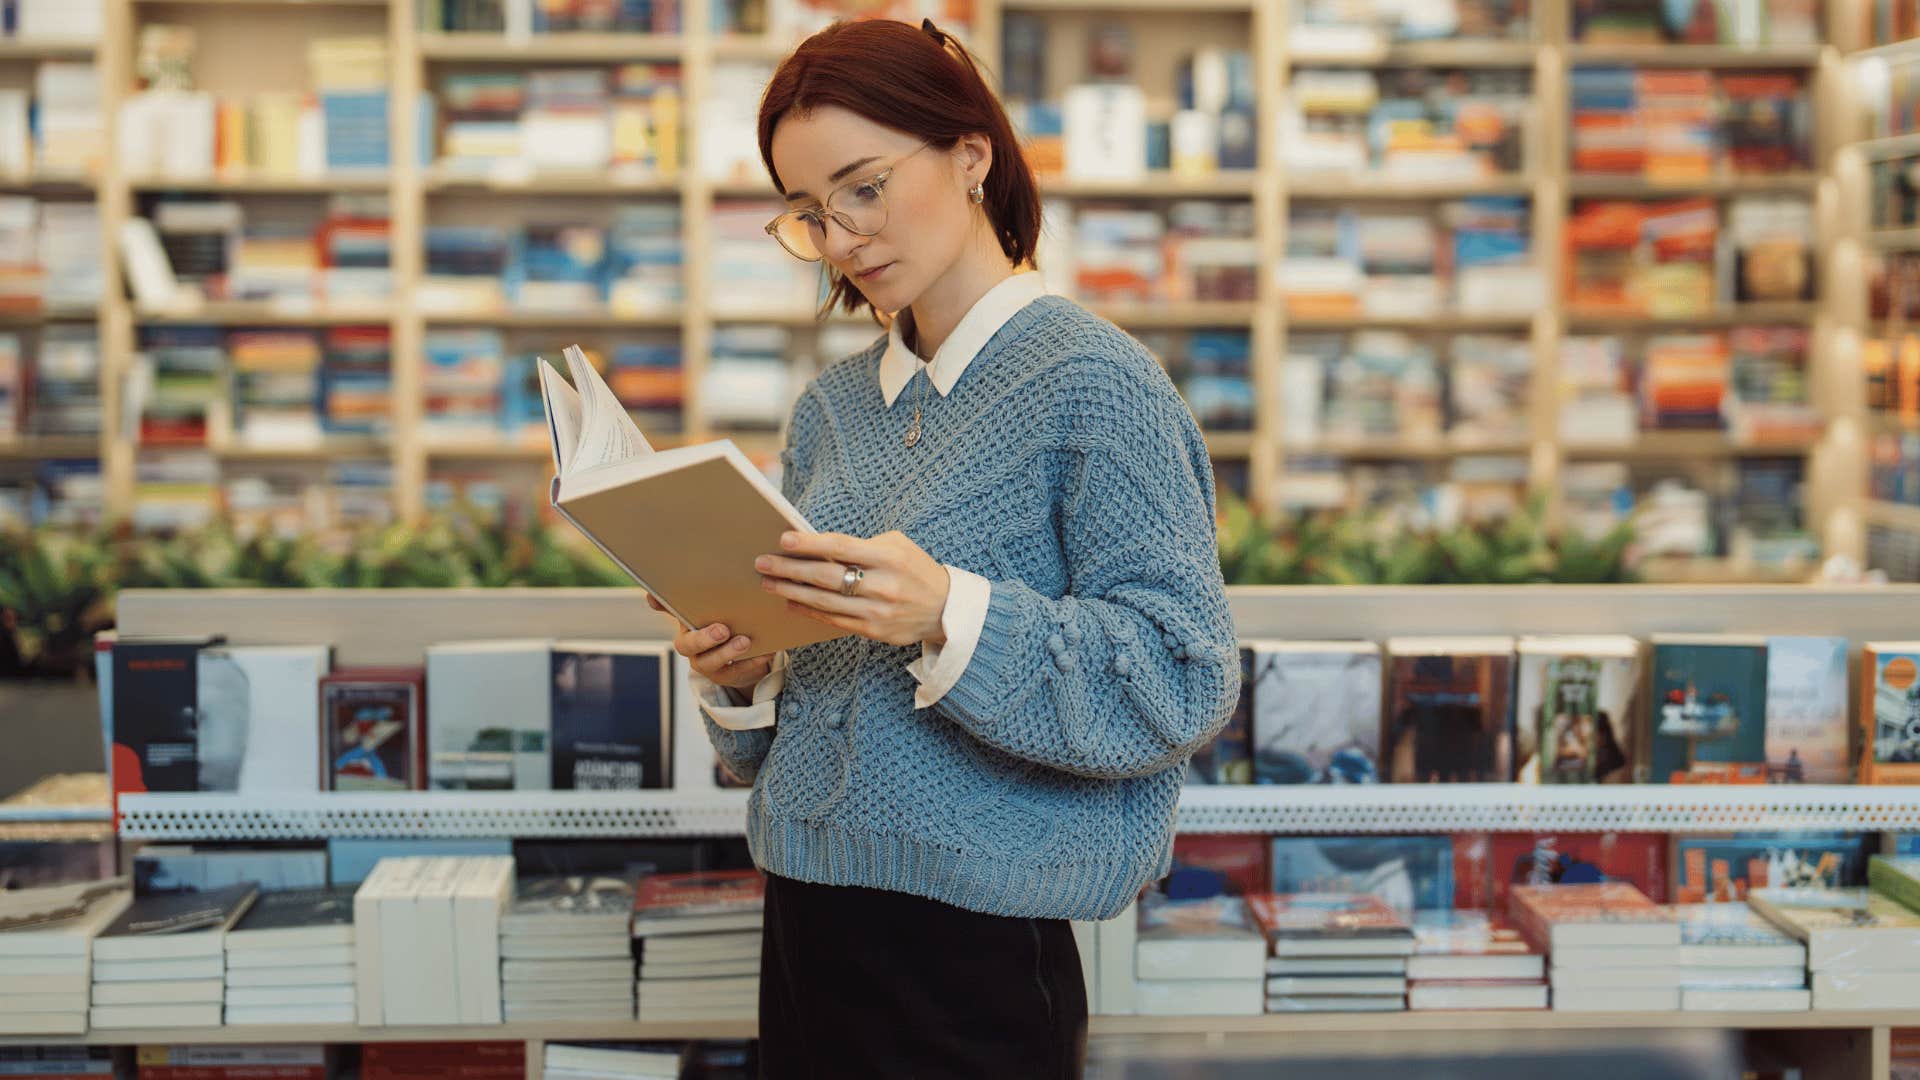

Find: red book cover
<box><xmin>1455</xmin><ymin>831</ymin><xmax>1669</xmax><ymax>910</ymax></box>
<box><xmin>1169</xmin><ymin>834</ymin><xmax>1269</xmax><ymax>898</ymax></box>
<box><xmin>1508</xmin><ymin>882</ymin><xmax>1669</xmax><ymax>947</ymax></box>
<box><xmin>320</xmin><ymin>666</ymin><xmax>426</xmax><ymax>792</ymax></box>
<box><xmin>632</xmin><ymin>869</ymin><xmax>766</xmax><ymax>918</ymax></box>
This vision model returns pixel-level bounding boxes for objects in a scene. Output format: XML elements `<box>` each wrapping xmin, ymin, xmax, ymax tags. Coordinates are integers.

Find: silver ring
<box><xmin>840</xmin><ymin>564</ymin><xmax>864</xmax><ymax>597</ymax></box>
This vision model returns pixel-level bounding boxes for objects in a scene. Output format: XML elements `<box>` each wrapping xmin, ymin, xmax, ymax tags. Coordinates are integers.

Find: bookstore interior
<box><xmin>14</xmin><ymin>0</ymin><xmax>1920</xmax><ymax>1076</ymax></box>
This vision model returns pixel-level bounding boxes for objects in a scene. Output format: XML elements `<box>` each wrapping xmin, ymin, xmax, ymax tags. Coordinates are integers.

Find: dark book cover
<box><xmin>1188</xmin><ymin>647</ymin><xmax>1253</xmax><ymax>784</ymax></box>
<box><xmin>321</xmin><ymin>667</ymin><xmax>426</xmax><ymax>792</ymax></box>
<box><xmin>1649</xmin><ymin>638</ymin><xmax>1769</xmax><ymax>783</ymax></box>
<box><xmin>551</xmin><ymin>644</ymin><xmax>671</xmax><ymax>791</ymax></box>
<box><xmin>109</xmin><ymin>635</ymin><xmax>224</xmax><ymax>796</ymax></box>
<box><xmin>510</xmin><ymin>875</ymin><xmax>638</xmax><ymax>919</ymax></box>
<box><xmin>229</xmin><ymin>886</ymin><xmax>356</xmax><ymax>934</ymax></box>
<box><xmin>1386</xmin><ymin>644</ymin><xmax>1514</xmax><ymax>782</ymax></box>
<box><xmin>1269</xmin><ymin>835</ymin><xmax>1455</xmax><ymax>917</ymax></box>
<box><xmin>100</xmin><ymin>881</ymin><xmax>258</xmax><ymax>938</ymax></box>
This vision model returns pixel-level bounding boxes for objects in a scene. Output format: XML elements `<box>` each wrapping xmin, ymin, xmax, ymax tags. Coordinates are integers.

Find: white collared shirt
<box><xmin>693</xmin><ymin>271</ymin><xmax>1049</xmax><ymax>731</ymax></box>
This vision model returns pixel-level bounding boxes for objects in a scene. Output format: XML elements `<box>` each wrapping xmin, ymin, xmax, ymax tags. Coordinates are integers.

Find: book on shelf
<box><xmin>1747</xmin><ymin>886</ymin><xmax>1920</xmax><ymax>974</ymax></box>
<box><xmin>94</xmin><ymin>880</ymin><xmax>260</xmax><ymax>964</ymax></box>
<box><xmin>538</xmin><ymin>344</ymin><xmax>840</xmax><ymax>659</ymax></box>
<box><xmin>1513</xmin><ymin>635</ymin><xmax>1642</xmax><ymax>784</ymax></box>
<box><xmin>1647</xmin><ymin>633</ymin><xmax>1769</xmax><ymax>784</ymax></box>
<box><xmin>426</xmin><ymin>639</ymin><xmax>552</xmax><ymax>792</ymax></box>
<box><xmin>1384</xmin><ymin>636</ymin><xmax>1514</xmax><ymax>783</ymax></box>
<box><xmin>631</xmin><ymin>869</ymin><xmax>765</xmax><ymax>938</ymax></box>
<box><xmin>1407</xmin><ymin>909</ymin><xmax>1543</xmax><ymax>983</ymax></box>
<box><xmin>550</xmin><ymin>640</ymin><xmax>673</xmax><ymax>790</ymax></box>
<box><xmin>1134</xmin><ymin>893</ymin><xmax>1266</xmax><ymax>981</ymax></box>
<box><xmin>1458</xmin><ymin>831</ymin><xmax>1671</xmax><ymax>911</ymax></box>
<box><xmin>1247</xmin><ymin>892</ymin><xmax>1415</xmax><ymax>958</ymax></box>
<box><xmin>320</xmin><ymin>666</ymin><xmax>427</xmax><ymax>792</ymax></box>
<box><xmin>1167</xmin><ymin>835</ymin><xmax>1268</xmax><ymax>898</ymax></box>
<box><xmin>1862</xmin><ymin>642</ymin><xmax>1920</xmax><ymax>784</ymax></box>
<box><xmin>1246</xmin><ymin>640</ymin><xmax>1382</xmax><ymax>785</ymax></box>
<box><xmin>1509</xmin><ymin>881</ymin><xmax>1677</xmax><ymax>950</ymax></box>
<box><xmin>1268</xmin><ymin>836</ymin><xmax>1453</xmax><ymax>918</ymax></box>
<box><xmin>1671</xmin><ymin>832</ymin><xmax>1872</xmax><ymax>904</ymax></box>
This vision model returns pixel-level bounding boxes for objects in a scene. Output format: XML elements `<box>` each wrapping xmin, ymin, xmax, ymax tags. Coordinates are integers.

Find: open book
<box><xmin>538</xmin><ymin>345</ymin><xmax>845</xmax><ymax>659</ymax></box>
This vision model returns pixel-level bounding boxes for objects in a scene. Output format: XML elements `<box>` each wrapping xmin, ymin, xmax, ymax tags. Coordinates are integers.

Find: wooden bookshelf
<box><xmin>0</xmin><ymin>38</ymin><xmax>95</xmax><ymax>60</ymax></box>
<box><xmin>416</xmin><ymin>32</ymin><xmax>682</xmax><ymax>61</ymax></box>
<box><xmin>1288</xmin><ymin>40</ymin><xmax>1538</xmax><ymax>68</ymax></box>
<box><xmin>127</xmin><ymin>172</ymin><xmax>392</xmax><ymax>193</ymax></box>
<box><xmin>1287</xmin><ymin>175</ymin><xmax>1538</xmax><ymax>199</ymax></box>
<box><xmin>1565</xmin><ymin>172</ymin><xmax>1821</xmax><ymax>197</ymax></box>
<box><xmin>1564</xmin><ymin>42</ymin><xmax>1822</xmax><ymax>67</ymax></box>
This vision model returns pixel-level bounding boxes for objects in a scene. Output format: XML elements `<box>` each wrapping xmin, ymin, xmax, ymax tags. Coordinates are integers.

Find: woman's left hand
<box><xmin>755</xmin><ymin>530</ymin><xmax>951</xmax><ymax>648</ymax></box>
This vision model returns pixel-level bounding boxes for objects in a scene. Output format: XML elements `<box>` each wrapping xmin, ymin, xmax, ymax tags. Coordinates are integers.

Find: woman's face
<box><xmin>769</xmin><ymin>105</ymin><xmax>982</xmax><ymax>315</ymax></box>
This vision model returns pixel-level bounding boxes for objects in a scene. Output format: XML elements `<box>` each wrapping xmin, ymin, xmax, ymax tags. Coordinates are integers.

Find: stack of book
<box><xmin>30</xmin><ymin>326</ymin><xmax>102</xmax><ymax>438</ymax></box>
<box><xmin>1749</xmin><ymin>857</ymin><xmax>1920</xmax><ymax>1010</ymax></box>
<box><xmin>0</xmin><ymin>1048</ymin><xmax>111</xmax><ymax>1080</ymax></box>
<box><xmin>350</xmin><ymin>856</ymin><xmax>514</xmax><ymax>1027</ymax></box>
<box><xmin>631</xmin><ymin>870</ymin><xmax>764</xmax><ymax>1024</ymax></box>
<box><xmin>1566</xmin><ymin>198</ymin><xmax>1718</xmax><ymax>317</ymax></box>
<box><xmin>0</xmin><ymin>878</ymin><xmax>132</xmax><ymax>1035</ymax></box>
<box><xmin>499</xmin><ymin>875</ymin><xmax>638</xmax><ymax>1023</ymax></box>
<box><xmin>1671</xmin><ymin>903</ymin><xmax>1809</xmax><ymax>1011</ymax></box>
<box><xmin>1133</xmin><ymin>893</ymin><xmax>1266</xmax><ymax>1016</ymax></box>
<box><xmin>1406</xmin><ymin>909</ymin><xmax>1546</xmax><ymax>1010</ymax></box>
<box><xmin>222</xmin><ymin>886</ymin><xmax>357</xmax><ymax>1026</ymax></box>
<box><xmin>1511</xmin><ymin>882</ymin><xmax>1681</xmax><ymax>1012</ymax></box>
<box><xmin>134</xmin><ymin>1045</ymin><xmax>332</xmax><ymax>1080</ymax></box>
<box><xmin>543</xmin><ymin>1044</ymin><xmax>683</xmax><ymax>1080</ymax></box>
<box><xmin>91</xmin><ymin>881</ymin><xmax>260</xmax><ymax>1030</ymax></box>
<box><xmin>363</xmin><ymin>1042</ymin><xmax>521</xmax><ymax>1080</ymax></box>
<box><xmin>1249</xmin><ymin>893</ymin><xmax>1413</xmax><ymax>1013</ymax></box>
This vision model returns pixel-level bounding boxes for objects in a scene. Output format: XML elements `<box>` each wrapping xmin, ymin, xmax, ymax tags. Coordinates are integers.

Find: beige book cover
<box><xmin>538</xmin><ymin>345</ymin><xmax>844</xmax><ymax>659</ymax></box>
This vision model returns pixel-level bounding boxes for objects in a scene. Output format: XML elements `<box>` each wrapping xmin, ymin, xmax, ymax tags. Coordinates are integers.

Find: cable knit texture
<box><xmin>701</xmin><ymin>295</ymin><xmax>1241</xmax><ymax>921</ymax></box>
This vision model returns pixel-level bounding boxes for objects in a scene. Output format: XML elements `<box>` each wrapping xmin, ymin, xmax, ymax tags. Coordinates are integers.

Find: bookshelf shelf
<box><xmin>212</xmin><ymin>439</ymin><xmax>390</xmax><ymax>461</ymax></box>
<box><xmin>4</xmin><ymin>1010</ymin><xmax>1913</xmax><ymax>1049</ymax></box>
<box><xmin>1286</xmin><ymin>312</ymin><xmax>1534</xmax><ymax>332</ymax></box>
<box><xmin>0</xmin><ymin>38</ymin><xmax>95</xmax><ymax>60</ymax></box>
<box><xmin>1040</xmin><ymin>173</ymin><xmax>1259</xmax><ymax>198</ymax></box>
<box><xmin>1563</xmin><ymin>433</ymin><xmax>1821</xmax><ymax>459</ymax></box>
<box><xmin>419</xmin><ymin>310</ymin><xmax>683</xmax><ymax>329</ymax></box>
<box><xmin>1565</xmin><ymin>173</ymin><xmax>1821</xmax><ymax>198</ymax></box>
<box><xmin>424</xmin><ymin>172</ymin><xmax>680</xmax><ymax>196</ymax></box>
<box><xmin>1632</xmin><ymin>555</ymin><xmax>1816</xmax><ymax>585</ymax></box>
<box><xmin>128</xmin><ymin>173</ymin><xmax>391</xmax><ymax>193</ymax></box>
<box><xmin>112</xmin><ymin>783</ymin><xmax>1920</xmax><ymax>841</ymax></box>
<box><xmin>1565</xmin><ymin>43</ymin><xmax>1822</xmax><ymax>67</ymax></box>
<box><xmin>134</xmin><ymin>304</ymin><xmax>393</xmax><ymax>326</ymax></box>
<box><xmin>0</xmin><ymin>437</ymin><xmax>97</xmax><ymax>460</ymax></box>
<box><xmin>706</xmin><ymin>35</ymin><xmax>787</xmax><ymax>61</ymax></box>
<box><xmin>1863</xmin><ymin>499</ymin><xmax>1920</xmax><ymax>533</ymax></box>
<box><xmin>1867</xmin><ymin>227</ymin><xmax>1920</xmax><ymax>251</ymax></box>
<box><xmin>422</xmin><ymin>439</ymin><xmax>551</xmax><ymax>461</ymax></box>
<box><xmin>1850</xmin><ymin>130</ymin><xmax>1920</xmax><ymax>161</ymax></box>
<box><xmin>1288</xmin><ymin>175</ymin><xmax>1537</xmax><ymax>199</ymax></box>
<box><xmin>1299</xmin><ymin>438</ymin><xmax>1536</xmax><ymax>459</ymax></box>
<box><xmin>1090</xmin><ymin>302</ymin><xmax>1259</xmax><ymax>328</ymax></box>
<box><xmin>1289</xmin><ymin>40</ymin><xmax>1537</xmax><ymax>68</ymax></box>
<box><xmin>1846</xmin><ymin>35</ymin><xmax>1920</xmax><ymax>61</ymax></box>
<box><xmin>417</xmin><ymin>32</ymin><xmax>682</xmax><ymax>62</ymax></box>
<box><xmin>0</xmin><ymin>172</ymin><xmax>95</xmax><ymax>192</ymax></box>
<box><xmin>0</xmin><ymin>307</ymin><xmax>100</xmax><ymax>326</ymax></box>
<box><xmin>1564</xmin><ymin>303</ymin><xmax>1818</xmax><ymax>330</ymax></box>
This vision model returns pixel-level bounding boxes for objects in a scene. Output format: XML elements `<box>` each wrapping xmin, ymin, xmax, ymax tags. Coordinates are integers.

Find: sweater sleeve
<box><xmin>700</xmin><ymin>386</ymin><xmax>822</xmax><ymax>782</ymax></box>
<box><xmin>930</xmin><ymin>391</ymin><xmax>1241</xmax><ymax>780</ymax></box>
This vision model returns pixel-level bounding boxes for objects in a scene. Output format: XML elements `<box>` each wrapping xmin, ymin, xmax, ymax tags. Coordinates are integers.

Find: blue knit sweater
<box><xmin>702</xmin><ymin>295</ymin><xmax>1241</xmax><ymax>921</ymax></box>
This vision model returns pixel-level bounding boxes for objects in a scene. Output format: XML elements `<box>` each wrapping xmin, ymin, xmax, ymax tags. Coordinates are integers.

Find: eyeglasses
<box><xmin>764</xmin><ymin>142</ymin><xmax>933</xmax><ymax>262</ymax></box>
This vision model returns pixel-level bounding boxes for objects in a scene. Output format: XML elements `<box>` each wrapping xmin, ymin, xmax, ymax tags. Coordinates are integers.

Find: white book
<box><xmin>1810</xmin><ymin>971</ymin><xmax>1920</xmax><ymax>1010</ymax></box>
<box><xmin>635</xmin><ymin>975</ymin><xmax>758</xmax><ymax>997</ymax></box>
<box><xmin>226</xmin><ymin>965</ymin><xmax>355</xmax><ymax>988</ymax></box>
<box><xmin>453</xmin><ymin>855</ymin><xmax>514</xmax><ymax>1024</ymax></box>
<box><xmin>503</xmin><ymin>958</ymin><xmax>633</xmax><ymax>984</ymax></box>
<box><xmin>0</xmin><ymin>1012</ymin><xmax>86</xmax><ymax>1035</ymax></box>
<box><xmin>91</xmin><ymin>978</ymin><xmax>222</xmax><ymax>1005</ymax></box>
<box><xmin>635</xmin><ymin>1004</ymin><xmax>755</xmax><ymax>1023</ymax></box>
<box><xmin>635</xmin><ymin>931</ymin><xmax>760</xmax><ymax>962</ymax></box>
<box><xmin>1551</xmin><ymin>987</ymin><xmax>1682</xmax><ymax>1012</ymax></box>
<box><xmin>226</xmin><ymin>944</ymin><xmax>353</xmax><ymax>969</ymax></box>
<box><xmin>537</xmin><ymin>345</ymin><xmax>839</xmax><ymax>660</ymax></box>
<box><xmin>1409</xmin><ymin>981</ymin><xmax>1548</xmax><ymax>1011</ymax></box>
<box><xmin>426</xmin><ymin>640</ymin><xmax>552</xmax><ymax>791</ymax></box>
<box><xmin>0</xmin><ymin>973</ymin><xmax>86</xmax><ymax>995</ymax></box>
<box><xmin>545</xmin><ymin>1045</ymin><xmax>681</xmax><ymax>1075</ymax></box>
<box><xmin>1678</xmin><ymin>966</ymin><xmax>1807</xmax><ymax>990</ymax></box>
<box><xmin>1747</xmin><ymin>888</ymin><xmax>1920</xmax><ymax>972</ymax></box>
<box><xmin>1266</xmin><ymin>994</ymin><xmax>1406</xmax><ymax>1013</ymax></box>
<box><xmin>1265</xmin><ymin>975</ymin><xmax>1407</xmax><ymax>996</ymax></box>
<box><xmin>195</xmin><ymin>645</ymin><xmax>330</xmax><ymax>792</ymax></box>
<box><xmin>352</xmin><ymin>856</ymin><xmax>396</xmax><ymax>1026</ymax></box>
<box><xmin>631</xmin><ymin>911</ymin><xmax>762</xmax><ymax>937</ymax></box>
<box><xmin>92</xmin><ymin>956</ymin><xmax>224</xmax><ymax>982</ymax></box>
<box><xmin>226</xmin><ymin>1003</ymin><xmax>356</xmax><ymax>1026</ymax></box>
<box><xmin>1269</xmin><ymin>957</ymin><xmax>1408</xmax><ymax>976</ymax></box>
<box><xmin>410</xmin><ymin>857</ymin><xmax>464</xmax><ymax>1025</ymax></box>
<box><xmin>500</xmin><ymin>936</ymin><xmax>629</xmax><ymax>960</ymax></box>
<box><xmin>510</xmin><ymin>1000</ymin><xmax>637</xmax><ymax>1022</ymax></box>
<box><xmin>88</xmin><ymin>1003</ymin><xmax>222</xmax><ymax>1028</ymax></box>
<box><xmin>1682</xmin><ymin>987</ymin><xmax>1810</xmax><ymax>1012</ymax></box>
<box><xmin>1406</xmin><ymin>954</ymin><xmax>1542</xmax><ymax>981</ymax></box>
<box><xmin>225</xmin><ymin>984</ymin><xmax>355</xmax><ymax>1008</ymax></box>
<box><xmin>0</xmin><ymin>879</ymin><xmax>132</xmax><ymax>959</ymax></box>
<box><xmin>1549</xmin><ymin>966</ymin><xmax>1682</xmax><ymax>990</ymax></box>
<box><xmin>0</xmin><ymin>993</ymin><xmax>88</xmax><ymax>1013</ymax></box>
<box><xmin>373</xmin><ymin>856</ymin><xmax>428</xmax><ymax>1026</ymax></box>
<box><xmin>1546</xmin><ymin>945</ymin><xmax>1674</xmax><ymax>969</ymax></box>
<box><xmin>1094</xmin><ymin>902</ymin><xmax>1138</xmax><ymax>1016</ymax></box>
<box><xmin>1135</xmin><ymin>978</ymin><xmax>1262</xmax><ymax>1016</ymax></box>
<box><xmin>502</xmin><ymin>979</ymin><xmax>634</xmax><ymax>1004</ymax></box>
<box><xmin>637</xmin><ymin>958</ymin><xmax>759</xmax><ymax>980</ymax></box>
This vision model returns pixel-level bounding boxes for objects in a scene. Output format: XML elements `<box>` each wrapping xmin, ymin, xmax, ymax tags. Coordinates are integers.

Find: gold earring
<box><xmin>969</xmin><ymin>183</ymin><xmax>985</xmax><ymax>204</ymax></box>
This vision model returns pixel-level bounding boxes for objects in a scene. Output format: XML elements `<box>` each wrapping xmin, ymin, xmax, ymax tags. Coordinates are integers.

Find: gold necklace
<box><xmin>904</xmin><ymin>333</ymin><xmax>935</xmax><ymax>448</ymax></box>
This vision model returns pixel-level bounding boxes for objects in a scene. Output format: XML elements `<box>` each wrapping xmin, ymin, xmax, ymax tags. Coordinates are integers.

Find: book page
<box><xmin>537</xmin><ymin>359</ymin><xmax>582</xmax><ymax>475</ymax></box>
<box><xmin>562</xmin><ymin>344</ymin><xmax>653</xmax><ymax>473</ymax></box>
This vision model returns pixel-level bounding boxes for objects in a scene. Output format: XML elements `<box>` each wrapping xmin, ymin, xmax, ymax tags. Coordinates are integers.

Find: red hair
<box><xmin>757</xmin><ymin>18</ymin><xmax>1043</xmax><ymax>317</ymax></box>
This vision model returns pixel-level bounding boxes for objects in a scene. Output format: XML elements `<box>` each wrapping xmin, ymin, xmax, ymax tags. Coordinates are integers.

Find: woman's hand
<box><xmin>755</xmin><ymin>530</ymin><xmax>951</xmax><ymax>648</ymax></box>
<box><xmin>648</xmin><ymin>592</ymin><xmax>775</xmax><ymax>691</ymax></box>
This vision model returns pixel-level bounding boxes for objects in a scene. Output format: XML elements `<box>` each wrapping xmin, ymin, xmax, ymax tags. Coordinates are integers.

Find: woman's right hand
<box><xmin>650</xmin><ymin>593</ymin><xmax>775</xmax><ymax>690</ymax></box>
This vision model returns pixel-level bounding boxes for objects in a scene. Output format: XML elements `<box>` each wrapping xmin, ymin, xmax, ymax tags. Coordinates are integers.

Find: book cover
<box><xmin>1269</xmin><ymin>835</ymin><xmax>1455</xmax><ymax>917</ymax></box>
<box><xmin>1248</xmin><ymin>641</ymin><xmax>1382</xmax><ymax>785</ymax></box>
<box><xmin>1671</xmin><ymin>903</ymin><xmax>1806</xmax><ymax>952</ymax></box>
<box><xmin>1168</xmin><ymin>834</ymin><xmax>1269</xmax><ymax>899</ymax></box>
<box><xmin>1508</xmin><ymin>882</ymin><xmax>1675</xmax><ymax>948</ymax></box>
<box><xmin>1409</xmin><ymin>909</ymin><xmax>1537</xmax><ymax>957</ymax></box>
<box><xmin>1863</xmin><ymin>643</ymin><xmax>1920</xmax><ymax>783</ymax></box>
<box><xmin>1187</xmin><ymin>646</ymin><xmax>1253</xmax><ymax>784</ymax></box>
<box><xmin>632</xmin><ymin>870</ymin><xmax>765</xmax><ymax>919</ymax></box>
<box><xmin>227</xmin><ymin>886</ymin><xmax>356</xmax><ymax>939</ymax></box>
<box><xmin>426</xmin><ymin>640</ymin><xmax>551</xmax><ymax>792</ymax></box>
<box><xmin>193</xmin><ymin>645</ymin><xmax>330</xmax><ymax>794</ymax></box>
<box><xmin>1763</xmin><ymin>636</ymin><xmax>1849</xmax><ymax>784</ymax></box>
<box><xmin>109</xmin><ymin>635</ymin><xmax>224</xmax><ymax>796</ymax></box>
<box><xmin>1457</xmin><ymin>831</ymin><xmax>1670</xmax><ymax>910</ymax></box>
<box><xmin>550</xmin><ymin>641</ymin><xmax>672</xmax><ymax>791</ymax></box>
<box><xmin>321</xmin><ymin>667</ymin><xmax>426</xmax><ymax>792</ymax></box>
<box><xmin>1513</xmin><ymin>636</ymin><xmax>1639</xmax><ymax>784</ymax></box>
<box><xmin>1246</xmin><ymin>892</ymin><xmax>1413</xmax><ymax>941</ymax></box>
<box><xmin>99</xmin><ymin>881</ymin><xmax>259</xmax><ymax>940</ymax></box>
<box><xmin>0</xmin><ymin>878</ymin><xmax>132</xmax><ymax>954</ymax></box>
<box><xmin>1385</xmin><ymin>638</ymin><xmax>1514</xmax><ymax>783</ymax></box>
<box><xmin>1135</xmin><ymin>894</ymin><xmax>1265</xmax><ymax>978</ymax></box>
<box><xmin>1868</xmin><ymin>855</ymin><xmax>1920</xmax><ymax>915</ymax></box>
<box><xmin>1670</xmin><ymin>832</ymin><xmax>1871</xmax><ymax>903</ymax></box>
<box><xmin>503</xmin><ymin>875</ymin><xmax>637</xmax><ymax>935</ymax></box>
<box><xmin>1649</xmin><ymin>635</ymin><xmax>1769</xmax><ymax>784</ymax></box>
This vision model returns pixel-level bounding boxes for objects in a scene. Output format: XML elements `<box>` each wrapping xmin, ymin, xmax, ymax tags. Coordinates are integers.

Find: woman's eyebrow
<box><xmin>785</xmin><ymin>155</ymin><xmax>882</xmax><ymax>202</ymax></box>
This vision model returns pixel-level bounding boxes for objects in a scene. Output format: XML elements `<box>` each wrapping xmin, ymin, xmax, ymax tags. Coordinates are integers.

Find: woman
<box><xmin>661</xmin><ymin>17</ymin><xmax>1240</xmax><ymax>1077</ymax></box>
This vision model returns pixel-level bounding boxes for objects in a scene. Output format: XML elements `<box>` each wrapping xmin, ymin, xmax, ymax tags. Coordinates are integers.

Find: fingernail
<box><xmin>754</xmin><ymin>556</ymin><xmax>771</xmax><ymax>571</ymax></box>
<box><xmin>781</xmin><ymin>532</ymin><xmax>797</xmax><ymax>547</ymax></box>
<box><xmin>712</xmin><ymin>624</ymin><xmax>728</xmax><ymax>639</ymax></box>
<box><xmin>732</xmin><ymin>636</ymin><xmax>749</xmax><ymax>649</ymax></box>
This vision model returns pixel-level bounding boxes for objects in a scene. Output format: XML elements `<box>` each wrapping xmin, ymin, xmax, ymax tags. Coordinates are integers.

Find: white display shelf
<box><xmin>115</xmin><ymin>784</ymin><xmax>1920</xmax><ymax>841</ymax></box>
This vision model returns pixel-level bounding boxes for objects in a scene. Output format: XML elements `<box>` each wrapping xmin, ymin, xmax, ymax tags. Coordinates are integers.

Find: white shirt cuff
<box><xmin>907</xmin><ymin>566</ymin><xmax>990</xmax><ymax>710</ymax></box>
<box><xmin>692</xmin><ymin>649</ymin><xmax>787</xmax><ymax>732</ymax></box>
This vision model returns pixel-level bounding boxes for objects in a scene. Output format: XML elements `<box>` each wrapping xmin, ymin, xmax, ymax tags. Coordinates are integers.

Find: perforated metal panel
<box><xmin>115</xmin><ymin>785</ymin><xmax>1920</xmax><ymax>841</ymax></box>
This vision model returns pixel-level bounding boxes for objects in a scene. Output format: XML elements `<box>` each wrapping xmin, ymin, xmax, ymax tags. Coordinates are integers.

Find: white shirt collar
<box><xmin>878</xmin><ymin>271</ymin><xmax>1050</xmax><ymax>408</ymax></box>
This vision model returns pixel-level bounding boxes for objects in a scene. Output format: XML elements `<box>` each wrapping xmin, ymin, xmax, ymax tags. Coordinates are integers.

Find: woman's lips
<box><xmin>856</xmin><ymin>263</ymin><xmax>892</xmax><ymax>281</ymax></box>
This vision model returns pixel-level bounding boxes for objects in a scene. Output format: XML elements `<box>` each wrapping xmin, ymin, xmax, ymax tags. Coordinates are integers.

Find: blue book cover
<box><xmin>1671</xmin><ymin>831</ymin><xmax>1872</xmax><ymax>903</ymax></box>
<box><xmin>1269</xmin><ymin>835</ymin><xmax>1454</xmax><ymax>916</ymax></box>
<box><xmin>550</xmin><ymin>643</ymin><xmax>672</xmax><ymax>791</ymax></box>
<box><xmin>1649</xmin><ymin>637</ymin><xmax>1769</xmax><ymax>783</ymax></box>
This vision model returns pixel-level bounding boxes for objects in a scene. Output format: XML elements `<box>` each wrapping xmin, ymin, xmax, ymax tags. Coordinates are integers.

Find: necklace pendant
<box><xmin>904</xmin><ymin>408</ymin><xmax>921</xmax><ymax>447</ymax></box>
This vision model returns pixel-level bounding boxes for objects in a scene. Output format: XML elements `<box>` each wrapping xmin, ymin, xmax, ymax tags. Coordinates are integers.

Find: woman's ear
<box><xmin>955</xmin><ymin>131</ymin><xmax>994</xmax><ymax>190</ymax></box>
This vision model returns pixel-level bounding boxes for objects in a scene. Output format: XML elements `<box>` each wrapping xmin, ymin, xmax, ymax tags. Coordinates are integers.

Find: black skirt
<box><xmin>758</xmin><ymin>872</ymin><xmax>1088</xmax><ymax>1079</ymax></box>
